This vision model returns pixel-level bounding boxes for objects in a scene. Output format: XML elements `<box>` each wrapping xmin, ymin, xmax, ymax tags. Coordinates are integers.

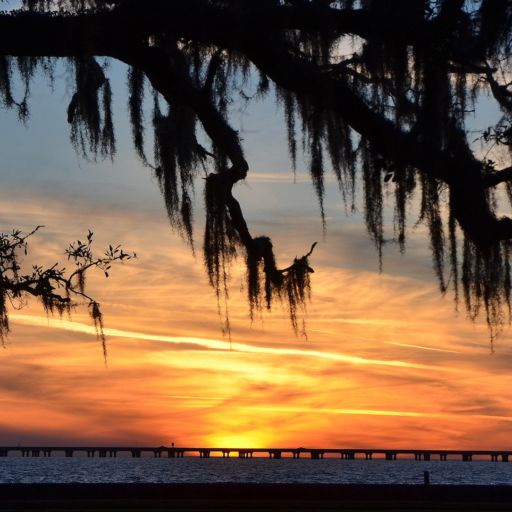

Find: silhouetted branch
<box><xmin>203</xmin><ymin>49</ymin><xmax>224</xmax><ymax>94</ymax></box>
<box><xmin>484</xmin><ymin>67</ymin><xmax>512</xmax><ymax>115</ymax></box>
<box><xmin>0</xmin><ymin>227</ymin><xmax>134</xmax><ymax>361</ymax></box>
<box><xmin>484</xmin><ymin>167</ymin><xmax>512</xmax><ymax>188</ymax></box>
<box><xmin>116</xmin><ymin>42</ymin><xmax>315</xmax><ymax>334</ymax></box>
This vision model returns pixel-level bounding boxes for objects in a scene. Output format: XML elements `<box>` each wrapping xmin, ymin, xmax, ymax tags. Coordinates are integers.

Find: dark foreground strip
<box><xmin>1</xmin><ymin>483</ymin><xmax>512</xmax><ymax>502</ymax></box>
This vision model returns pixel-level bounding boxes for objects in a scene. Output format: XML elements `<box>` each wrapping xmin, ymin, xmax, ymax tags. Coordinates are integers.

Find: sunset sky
<box><xmin>1</xmin><ymin>56</ymin><xmax>512</xmax><ymax>451</ymax></box>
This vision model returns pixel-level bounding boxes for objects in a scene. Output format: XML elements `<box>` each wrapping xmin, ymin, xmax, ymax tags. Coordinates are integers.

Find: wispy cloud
<box><xmin>11</xmin><ymin>314</ymin><xmax>444</xmax><ymax>371</ymax></box>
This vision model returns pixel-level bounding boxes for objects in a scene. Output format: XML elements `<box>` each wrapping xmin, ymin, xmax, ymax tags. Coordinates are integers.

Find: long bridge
<box><xmin>0</xmin><ymin>446</ymin><xmax>510</xmax><ymax>462</ymax></box>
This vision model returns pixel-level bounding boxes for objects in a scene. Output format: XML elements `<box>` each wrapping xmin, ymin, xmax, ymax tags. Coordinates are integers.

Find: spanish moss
<box><xmin>2</xmin><ymin>0</ymin><xmax>512</xmax><ymax>341</ymax></box>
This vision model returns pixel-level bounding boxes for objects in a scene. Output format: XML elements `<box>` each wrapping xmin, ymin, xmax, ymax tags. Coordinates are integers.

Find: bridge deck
<box><xmin>0</xmin><ymin>446</ymin><xmax>509</xmax><ymax>461</ymax></box>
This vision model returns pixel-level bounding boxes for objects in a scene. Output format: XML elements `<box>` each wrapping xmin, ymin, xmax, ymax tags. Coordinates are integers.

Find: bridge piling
<box><xmin>1</xmin><ymin>446</ymin><xmax>511</xmax><ymax>461</ymax></box>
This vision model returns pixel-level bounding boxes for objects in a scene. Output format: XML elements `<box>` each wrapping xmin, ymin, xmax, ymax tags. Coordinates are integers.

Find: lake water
<box><xmin>1</xmin><ymin>458</ymin><xmax>512</xmax><ymax>485</ymax></box>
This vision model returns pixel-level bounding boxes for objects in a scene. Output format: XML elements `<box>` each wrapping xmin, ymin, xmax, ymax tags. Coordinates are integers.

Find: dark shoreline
<box><xmin>3</xmin><ymin>482</ymin><xmax>512</xmax><ymax>499</ymax></box>
<box><xmin>3</xmin><ymin>483</ymin><xmax>512</xmax><ymax>510</ymax></box>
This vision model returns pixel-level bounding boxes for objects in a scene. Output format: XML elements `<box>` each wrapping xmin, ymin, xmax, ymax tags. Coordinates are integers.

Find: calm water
<box><xmin>0</xmin><ymin>458</ymin><xmax>512</xmax><ymax>485</ymax></box>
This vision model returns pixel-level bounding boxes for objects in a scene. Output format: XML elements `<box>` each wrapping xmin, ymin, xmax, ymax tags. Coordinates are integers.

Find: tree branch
<box><xmin>120</xmin><ymin>45</ymin><xmax>316</xmax><ymax>299</ymax></box>
<box><xmin>484</xmin><ymin>67</ymin><xmax>512</xmax><ymax>115</ymax></box>
<box><xmin>484</xmin><ymin>167</ymin><xmax>512</xmax><ymax>188</ymax></box>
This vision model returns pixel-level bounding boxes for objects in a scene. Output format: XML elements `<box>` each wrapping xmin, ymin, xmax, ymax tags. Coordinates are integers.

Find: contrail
<box><xmin>384</xmin><ymin>341</ymin><xmax>459</xmax><ymax>354</ymax></box>
<box><xmin>246</xmin><ymin>405</ymin><xmax>512</xmax><ymax>423</ymax></box>
<box><xmin>247</xmin><ymin>405</ymin><xmax>431</xmax><ymax>418</ymax></box>
<box><xmin>11</xmin><ymin>314</ymin><xmax>448</xmax><ymax>371</ymax></box>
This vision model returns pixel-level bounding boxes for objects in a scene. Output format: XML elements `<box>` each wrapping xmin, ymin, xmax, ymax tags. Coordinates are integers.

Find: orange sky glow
<box><xmin>0</xmin><ymin>64</ymin><xmax>511</xmax><ymax>451</ymax></box>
